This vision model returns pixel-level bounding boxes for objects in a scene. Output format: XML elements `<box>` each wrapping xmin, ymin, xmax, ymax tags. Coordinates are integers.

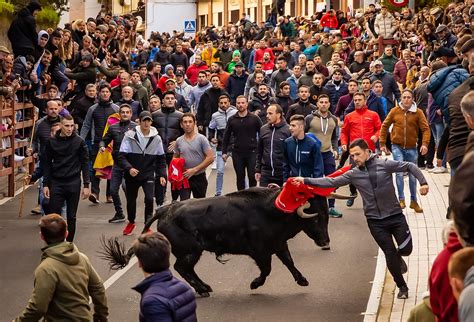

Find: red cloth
<box><xmin>275</xmin><ymin>166</ymin><xmax>351</xmax><ymax>213</ymax></box>
<box><xmin>429</xmin><ymin>232</ymin><xmax>462</xmax><ymax>322</ymax></box>
<box><xmin>157</xmin><ymin>74</ymin><xmax>175</xmax><ymax>93</ymax></box>
<box><xmin>168</xmin><ymin>158</ymin><xmax>190</xmax><ymax>190</ymax></box>
<box><xmin>341</xmin><ymin>106</ymin><xmax>382</xmax><ymax>152</ymax></box>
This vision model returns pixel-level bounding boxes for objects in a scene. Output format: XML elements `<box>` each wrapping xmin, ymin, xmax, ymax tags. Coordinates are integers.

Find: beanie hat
<box><xmin>164</xmin><ymin>64</ymin><xmax>174</xmax><ymax>72</ymax></box>
<box><xmin>232</xmin><ymin>50</ymin><xmax>241</xmax><ymax>57</ymax></box>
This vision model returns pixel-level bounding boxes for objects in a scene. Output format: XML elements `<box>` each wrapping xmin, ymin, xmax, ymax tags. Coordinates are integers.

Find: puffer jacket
<box><xmin>208</xmin><ymin>106</ymin><xmax>237</xmax><ymax>151</ymax></box>
<box><xmin>80</xmin><ymin>100</ymin><xmax>120</xmax><ymax>143</ymax></box>
<box><xmin>341</xmin><ymin>106</ymin><xmax>381</xmax><ymax>152</ymax></box>
<box><xmin>152</xmin><ymin>107</ymin><xmax>184</xmax><ymax>150</ymax></box>
<box><xmin>226</xmin><ymin>71</ymin><xmax>248</xmax><ymax>103</ymax></box>
<box><xmin>256</xmin><ymin>119</ymin><xmax>291</xmax><ymax>179</ymax></box>
<box><xmin>324</xmin><ymin>80</ymin><xmax>349</xmax><ymax>113</ymax></box>
<box><xmin>427</xmin><ymin>65</ymin><xmax>469</xmax><ymax>121</ymax></box>
<box><xmin>374</xmin><ymin>13</ymin><xmax>396</xmax><ymax>38</ymax></box>
<box><xmin>370</xmin><ymin>71</ymin><xmax>401</xmax><ymax>109</ymax></box>
<box><xmin>132</xmin><ymin>270</ymin><xmax>196</xmax><ymax>322</ymax></box>
<box><xmin>304</xmin><ymin>154</ymin><xmax>428</xmax><ymax>220</ymax></box>
<box><xmin>248</xmin><ymin>93</ymin><xmax>272</xmax><ymax>123</ymax></box>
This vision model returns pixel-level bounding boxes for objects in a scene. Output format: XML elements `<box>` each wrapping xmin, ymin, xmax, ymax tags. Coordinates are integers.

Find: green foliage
<box><xmin>36</xmin><ymin>6</ymin><xmax>59</xmax><ymax>26</ymax></box>
<box><xmin>12</xmin><ymin>0</ymin><xmax>69</xmax><ymax>16</ymax></box>
<box><xmin>0</xmin><ymin>0</ymin><xmax>15</xmax><ymax>17</ymax></box>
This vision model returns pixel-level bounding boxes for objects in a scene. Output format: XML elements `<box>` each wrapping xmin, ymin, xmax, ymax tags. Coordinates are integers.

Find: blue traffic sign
<box><xmin>184</xmin><ymin>20</ymin><xmax>196</xmax><ymax>33</ymax></box>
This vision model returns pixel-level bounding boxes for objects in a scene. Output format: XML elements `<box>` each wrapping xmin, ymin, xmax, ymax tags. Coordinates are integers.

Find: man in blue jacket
<box><xmin>283</xmin><ymin>114</ymin><xmax>328</xmax><ymax>249</ymax></box>
<box><xmin>133</xmin><ymin>232</ymin><xmax>197</xmax><ymax>322</ymax></box>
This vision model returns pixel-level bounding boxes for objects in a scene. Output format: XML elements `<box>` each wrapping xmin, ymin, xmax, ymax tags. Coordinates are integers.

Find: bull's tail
<box><xmin>99</xmin><ymin>235</ymin><xmax>134</xmax><ymax>270</ymax></box>
<box><xmin>141</xmin><ymin>204</ymin><xmax>170</xmax><ymax>233</ymax></box>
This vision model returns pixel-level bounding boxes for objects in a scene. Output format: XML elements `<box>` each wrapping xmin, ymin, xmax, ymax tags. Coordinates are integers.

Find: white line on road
<box><xmin>362</xmin><ymin>248</ymin><xmax>387</xmax><ymax>321</ymax></box>
<box><xmin>104</xmin><ymin>257</ymin><xmax>138</xmax><ymax>290</ymax></box>
<box><xmin>102</xmin><ymin>167</ymin><xmax>214</xmax><ymax>290</ymax></box>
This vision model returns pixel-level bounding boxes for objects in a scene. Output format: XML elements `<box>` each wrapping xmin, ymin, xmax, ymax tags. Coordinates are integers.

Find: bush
<box><xmin>0</xmin><ymin>0</ymin><xmax>14</xmax><ymax>17</ymax></box>
<box><xmin>36</xmin><ymin>6</ymin><xmax>60</xmax><ymax>26</ymax></box>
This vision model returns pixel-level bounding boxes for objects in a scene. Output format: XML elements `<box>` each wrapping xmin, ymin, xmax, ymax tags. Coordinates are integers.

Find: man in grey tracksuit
<box><xmin>208</xmin><ymin>95</ymin><xmax>237</xmax><ymax>196</ymax></box>
<box><xmin>293</xmin><ymin>138</ymin><xmax>430</xmax><ymax>300</ymax></box>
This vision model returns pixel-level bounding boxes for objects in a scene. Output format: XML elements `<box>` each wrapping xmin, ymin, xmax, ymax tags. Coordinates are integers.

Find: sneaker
<box><xmin>88</xmin><ymin>193</ymin><xmax>99</xmax><ymax>204</ymax></box>
<box><xmin>123</xmin><ymin>223</ymin><xmax>136</xmax><ymax>235</ymax></box>
<box><xmin>400</xmin><ymin>200</ymin><xmax>406</xmax><ymax>209</ymax></box>
<box><xmin>329</xmin><ymin>208</ymin><xmax>343</xmax><ymax>218</ymax></box>
<box><xmin>410</xmin><ymin>200</ymin><xmax>423</xmax><ymax>213</ymax></box>
<box><xmin>346</xmin><ymin>195</ymin><xmax>356</xmax><ymax>207</ymax></box>
<box><xmin>30</xmin><ymin>205</ymin><xmax>41</xmax><ymax>215</ymax></box>
<box><xmin>426</xmin><ymin>164</ymin><xmax>434</xmax><ymax>171</ymax></box>
<box><xmin>108</xmin><ymin>213</ymin><xmax>126</xmax><ymax>223</ymax></box>
<box><xmin>432</xmin><ymin>166</ymin><xmax>447</xmax><ymax>174</ymax></box>
<box><xmin>320</xmin><ymin>243</ymin><xmax>331</xmax><ymax>250</ymax></box>
<box><xmin>106</xmin><ymin>196</ymin><xmax>113</xmax><ymax>203</ymax></box>
<box><xmin>397</xmin><ymin>286</ymin><xmax>409</xmax><ymax>299</ymax></box>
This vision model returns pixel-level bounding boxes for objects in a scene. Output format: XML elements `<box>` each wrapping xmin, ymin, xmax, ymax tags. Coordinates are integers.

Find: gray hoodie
<box><xmin>459</xmin><ymin>266</ymin><xmax>474</xmax><ymax>322</ymax></box>
<box><xmin>304</xmin><ymin>154</ymin><xmax>427</xmax><ymax>220</ymax></box>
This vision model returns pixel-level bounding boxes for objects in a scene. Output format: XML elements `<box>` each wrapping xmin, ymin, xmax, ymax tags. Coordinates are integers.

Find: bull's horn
<box><xmin>267</xmin><ymin>183</ymin><xmax>281</xmax><ymax>190</ymax></box>
<box><xmin>328</xmin><ymin>192</ymin><xmax>354</xmax><ymax>200</ymax></box>
<box><xmin>296</xmin><ymin>201</ymin><xmax>318</xmax><ymax>218</ymax></box>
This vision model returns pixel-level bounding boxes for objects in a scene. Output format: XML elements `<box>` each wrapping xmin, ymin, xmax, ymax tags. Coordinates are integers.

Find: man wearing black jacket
<box><xmin>286</xmin><ymin>85</ymin><xmax>317</xmax><ymax>121</ymax></box>
<box><xmin>69</xmin><ymin>84</ymin><xmax>96</xmax><ymax>131</ymax></box>
<box><xmin>222</xmin><ymin>96</ymin><xmax>262</xmax><ymax>190</ymax></box>
<box><xmin>152</xmin><ymin>91</ymin><xmax>184</xmax><ymax>206</ymax></box>
<box><xmin>80</xmin><ymin>83</ymin><xmax>119</xmax><ymax>204</ymax></box>
<box><xmin>256</xmin><ymin>104</ymin><xmax>290</xmax><ymax>187</ymax></box>
<box><xmin>42</xmin><ymin>115</ymin><xmax>90</xmax><ymax>242</ymax></box>
<box><xmin>100</xmin><ymin>104</ymin><xmax>137</xmax><ymax>223</ymax></box>
<box><xmin>197</xmin><ymin>74</ymin><xmax>228</xmax><ymax>133</ymax></box>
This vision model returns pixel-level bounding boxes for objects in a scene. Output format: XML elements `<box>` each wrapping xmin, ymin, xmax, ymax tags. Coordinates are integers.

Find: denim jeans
<box><xmin>391</xmin><ymin>144</ymin><xmax>418</xmax><ymax>202</ymax></box>
<box><xmin>109</xmin><ymin>165</ymin><xmax>125</xmax><ymax>215</ymax></box>
<box><xmin>215</xmin><ymin>151</ymin><xmax>225</xmax><ymax>196</ymax></box>
<box><xmin>430</xmin><ymin>122</ymin><xmax>446</xmax><ymax>167</ymax></box>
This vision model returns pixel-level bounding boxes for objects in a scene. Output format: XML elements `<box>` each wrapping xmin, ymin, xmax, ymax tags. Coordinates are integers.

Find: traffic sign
<box><xmin>184</xmin><ymin>20</ymin><xmax>196</xmax><ymax>33</ymax></box>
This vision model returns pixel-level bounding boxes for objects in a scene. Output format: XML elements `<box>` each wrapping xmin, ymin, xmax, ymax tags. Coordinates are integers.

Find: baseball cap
<box><xmin>235</xmin><ymin>61</ymin><xmax>244</xmax><ymax>68</ymax></box>
<box><xmin>165</xmin><ymin>78</ymin><xmax>176</xmax><ymax>84</ymax></box>
<box><xmin>435</xmin><ymin>24</ymin><xmax>448</xmax><ymax>34</ymax></box>
<box><xmin>373</xmin><ymin>60</ymin><xmax>383</xmax><ymax>66</ymax></box>
<box><xmin>139</xmin><ymin>111</ymin><xmax>153</xmax><ymax>121</ymax></box>
<box><xmin>0</xmin><ymin>46</ymin><xmax>10</xmax><ymax>54</ymax></box>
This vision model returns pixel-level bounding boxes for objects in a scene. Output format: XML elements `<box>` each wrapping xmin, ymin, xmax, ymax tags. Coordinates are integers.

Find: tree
<box><xmin>12</xmin><ymin>0</ymin><xmax>69</xmax><ymax>16</ymax></box>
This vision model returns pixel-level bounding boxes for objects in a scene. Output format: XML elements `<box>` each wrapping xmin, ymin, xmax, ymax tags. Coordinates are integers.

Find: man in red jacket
<box><xmin>429</xmin><ymin>224</ymin><xmax>463</xmax><ymax>322</ymax></box>
<box><xmin>254</xmin><ymin>40</ymin><xmax>275</xmax><ymax>65</ymax></box>
<box><xmin>320</xmin><ymin>10</ymin><xmax>339</xmax><ymax>33</ymax></box>
<box><xmin>341</xmin><ymin>92</ymin><xmax>381</xmax><ymax>205</ymax></box>
<box><xmin>186</xmin><ymin>55</ymin><xmax>208</xmax><ymax>86</ymax></box>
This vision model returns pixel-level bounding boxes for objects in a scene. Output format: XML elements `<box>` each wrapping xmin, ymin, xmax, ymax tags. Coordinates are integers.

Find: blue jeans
<box><xmin>322</xmin><ymin>151</ymin><xmax>336</xmax><ymax>208</ymax></box>
<box><xmin>430</xmin><ymin>122</ymin><xmax>446</xmax><ymax>167</ymax></box>
<box><xmin>215</xmin><ymin>151</ymin><xmax>225</xmax><ymax>196</ymax></box>
<box><xmin>391</xmin><ymin>144</ymin><xmax>418</xmax><ymax>202</ymax></box>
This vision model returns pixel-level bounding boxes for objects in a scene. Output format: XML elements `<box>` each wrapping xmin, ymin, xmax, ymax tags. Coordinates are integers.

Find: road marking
<box><xmin>103</xmin><ymin>257</ymin><xmax>138</xmax><ymax>290</ymax></box>
<box><xmin>362</xmin><ymin>249</ymin><xmax>387</xmax><ymax>321</ymax></box>
<box><xmin>102</xmin><ymin>166</ymin><xmax>214</xmax><ymax>290</ymax></box>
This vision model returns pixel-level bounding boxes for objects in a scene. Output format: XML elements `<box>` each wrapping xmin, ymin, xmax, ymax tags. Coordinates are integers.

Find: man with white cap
<box><xmin>370</xmin><ymin>60</ymin><xmax>400</xmax><ymax>111</ymax></box>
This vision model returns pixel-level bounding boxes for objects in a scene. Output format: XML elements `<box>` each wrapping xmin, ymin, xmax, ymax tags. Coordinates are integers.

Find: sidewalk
<box><xmin>370</xmin><ymin>169</ymin><xmax>451</xmax><ymax>321</ymax></box>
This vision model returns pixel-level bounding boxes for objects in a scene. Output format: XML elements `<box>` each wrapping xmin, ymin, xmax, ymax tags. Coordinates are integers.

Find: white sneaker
<box><xmin>211</xmin><ymin>161</ymin><xmax>217</xmax><ymax>170</ymax></box>
<box><xmin>14</xmin><ymin>154</ymin><xmax>25</xmax><ymax>162</ymax></box>
<box><xmin>432</xmin><ymin>166</ymin><xmax>447</xmax><ymax>174</ymax></box>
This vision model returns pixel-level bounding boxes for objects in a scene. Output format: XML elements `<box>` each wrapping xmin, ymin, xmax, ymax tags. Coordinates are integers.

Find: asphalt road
<box><xmin>0</xmin><ymin>161</ymin><xmax>378</xmax><ymax>322</ymax></box>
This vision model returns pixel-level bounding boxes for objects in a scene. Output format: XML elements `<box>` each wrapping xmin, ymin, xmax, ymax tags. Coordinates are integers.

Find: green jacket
<box><xmin>379</xmin><ymin>54</ymin><xmax>399</xmax><ymax>74</ymax></box>
<box><xmin>16</xmin><ymin>242</ymin><xmax>108</xmax><ymax>322</ymax></box>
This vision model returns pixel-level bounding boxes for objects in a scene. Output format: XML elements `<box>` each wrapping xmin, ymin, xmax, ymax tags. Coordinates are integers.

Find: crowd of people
<box><xmin>3</xmin><ymin>0</ymin><xmax>474</xmax><ymax>320</ymax></box>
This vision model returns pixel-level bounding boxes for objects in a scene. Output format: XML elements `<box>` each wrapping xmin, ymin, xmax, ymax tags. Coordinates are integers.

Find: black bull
<box><xmin>101</xmin><ymin>187</ymin><xmax>332</xmax><ymax>296</ymax></box>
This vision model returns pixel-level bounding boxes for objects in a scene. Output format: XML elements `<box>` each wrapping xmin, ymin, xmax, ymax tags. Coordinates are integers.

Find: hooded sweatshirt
<box><xmin>118</xmin><ymin>126</ymin><xmax>167</xmax><ymax>181</ymax></box>
<box><xmin>15</xmin><ymin>242</ymin><xmax>108</xmax><ymax>321</ymax></box>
